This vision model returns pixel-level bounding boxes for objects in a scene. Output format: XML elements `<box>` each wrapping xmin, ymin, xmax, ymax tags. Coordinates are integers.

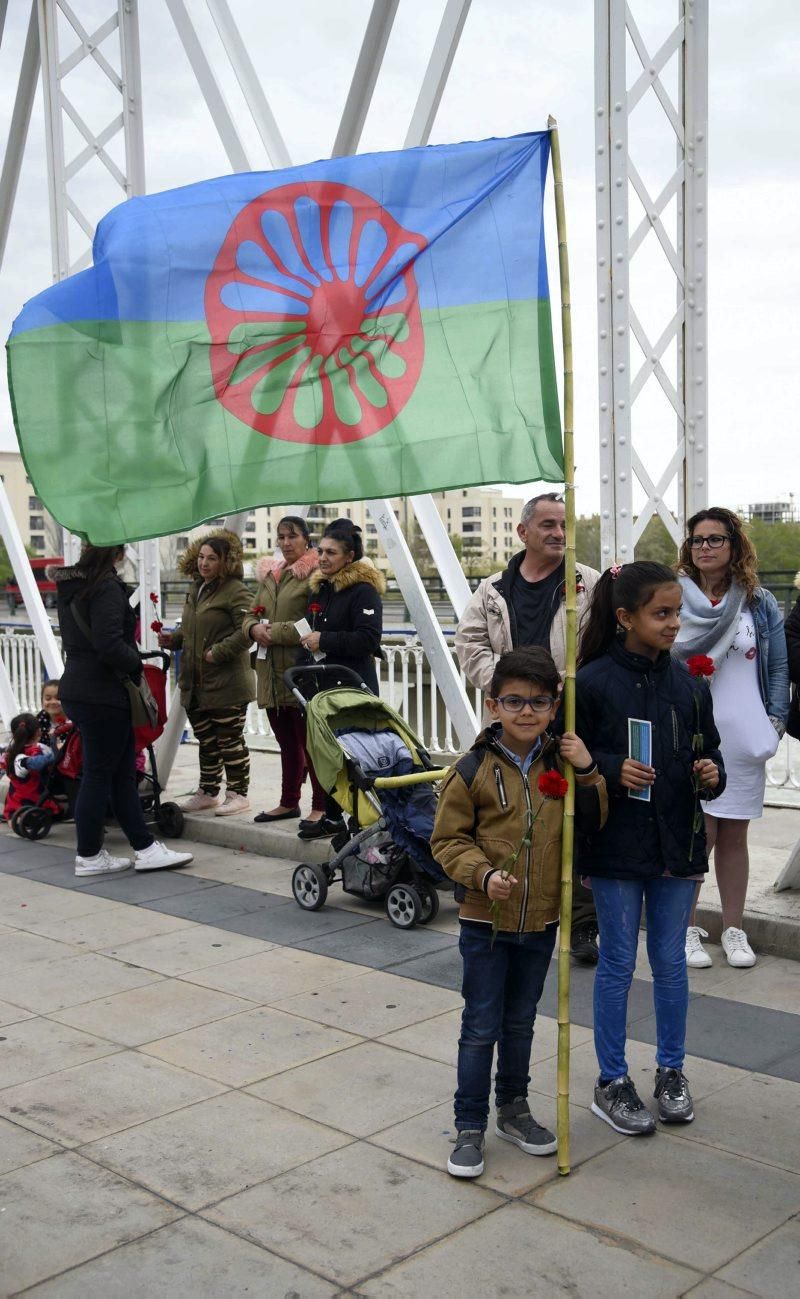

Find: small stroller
<box><xmin>285</xmin><ymin>664</ymin><xmax>451</xmax><ymax>930</ymax></box>
<box><xmin>9</xmin><ymin>652</ymin><xmax>185</xmax><ymax>842</ymax></box>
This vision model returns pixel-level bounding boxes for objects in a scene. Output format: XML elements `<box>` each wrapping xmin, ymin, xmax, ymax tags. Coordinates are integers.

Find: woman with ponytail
<box><xmin>575</xmin><ymin>562</ymin><xmax>725</xmax><ymax>1137</ymax></box>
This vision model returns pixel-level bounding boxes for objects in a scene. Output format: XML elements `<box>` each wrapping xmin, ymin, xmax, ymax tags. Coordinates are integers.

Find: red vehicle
<box><xmin>5</xmin><ymin>555</ymin><xmax>63</xmax><ymax>612</ymax></box>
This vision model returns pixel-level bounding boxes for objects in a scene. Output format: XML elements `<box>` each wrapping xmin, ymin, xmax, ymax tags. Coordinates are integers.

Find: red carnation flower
<box><xmin>149</xmin><ymin>591</ymin><xmax>159</xmax><ymax>605</ymax></box>
<box><xmin>150</xmin><ymin>619</ymin><xmax>163</xmax><ymax>633</ymax></box>
<box><xmin>687</xmin><ymin>654</ymin><xmax>715</xmax><ymax>678</ymax></box>
<box><xmin>538</xmin><ymin>770</ymin><xmax>569</xmax><ymax>800</ymax></box>
<box><xmin>309</xmin><ymin>602</ymin><xmax>322</xmax><ymax>615</ymax></box>
<box><xmin>251</xmin><ymin>605</ymin><xmax>266</xmax><ymax>617</ymax></box>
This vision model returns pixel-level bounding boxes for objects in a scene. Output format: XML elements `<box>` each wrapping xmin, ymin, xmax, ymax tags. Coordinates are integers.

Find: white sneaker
<box><xmin>75</xmin><ymin>848</ymin><xmax>132</xmax><ymax>877</ymax></box>
<box><xmin>685</xmin><ymin>925</ymin><xmax>713</xmax><ymax>969</ymax></box>
<box><xmin>179</xmin><ymin>790</ymin><xmax>219</xmax><ymax>813</ymax></box>
<box><xmin>721</xmin><ymin>926</ymin><xmax>756</xmax><ymax>968</ymax></box>
<box><xmin>214</xmin><ymin>792</ymin><xmax>250</xmax><ymax>817</ymax></box>
<box><xmin>134</xmin><ymin>840</ymin><xmax>194</xmax><ymax>872</ymax></box>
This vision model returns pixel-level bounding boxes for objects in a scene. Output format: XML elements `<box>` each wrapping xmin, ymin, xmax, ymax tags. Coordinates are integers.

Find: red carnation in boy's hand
<box><xmin>538</xmin><ymin>770</ymin><xmax>569</xmax><ymax>800</ymax></box>
<box><xmin>250</xmin><ymin>605</ymin><xmax>266</xmax><ymax>617</ymax></box>
<box><xmin>687</xmin><ymin>654</ymin><xmax>715</xmax><ymax>678</ymax></box>
<box><xmin>150</xmin><ymin>619</ymin><xmax>163</xmax><ymax>633</ymax></box>
<box><xmin>149</xmin><ymin>591</ymin><xmax>159</xmax><ymax>605</ymax></box>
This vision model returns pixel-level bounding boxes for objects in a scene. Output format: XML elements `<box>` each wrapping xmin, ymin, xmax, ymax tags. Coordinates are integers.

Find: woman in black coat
<box><xmin>297</xmin><ymin>520</ymin><xmax>384</xmax><ymax>838</ymax></box>
<box><xmin>55</xmin><ymin>544</ymin><xmax>192</xmax><ymax>877</ymax></box>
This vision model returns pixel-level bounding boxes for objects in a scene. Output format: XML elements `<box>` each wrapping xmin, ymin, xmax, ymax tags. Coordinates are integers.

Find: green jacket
<box><xmin>242</xmin><ymin>549</ymin><xmax>320</xmax><ymax>709</ymax></box>
<box><xmin>174</xmin><ymin>575</ymin><xmax>255</xmax><ymax>711</ymax></box>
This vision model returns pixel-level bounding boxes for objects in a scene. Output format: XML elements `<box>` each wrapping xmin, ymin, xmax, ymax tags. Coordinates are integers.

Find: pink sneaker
<box><xmin>179</xmin><ymin>790</ymin><xmax>219</xmax><ymax>813</ymax></box>
<box><xmin>214</xmin><ymin>792</ymin><xmax>250</xmax><ymax>817</ymax></box>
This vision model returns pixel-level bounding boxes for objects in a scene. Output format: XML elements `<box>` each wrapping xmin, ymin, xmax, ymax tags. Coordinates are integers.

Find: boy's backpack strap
<box><xmin>453</xmin><ymin>745</ymin><xmax>487</xmax><ymax>789</ymax></box>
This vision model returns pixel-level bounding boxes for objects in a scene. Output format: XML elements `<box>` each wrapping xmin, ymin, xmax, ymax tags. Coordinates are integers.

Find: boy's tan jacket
<box><xmin>431</xmin><ymin>727</ymin><xmax>607</xmax><ymax>934</ymax></box>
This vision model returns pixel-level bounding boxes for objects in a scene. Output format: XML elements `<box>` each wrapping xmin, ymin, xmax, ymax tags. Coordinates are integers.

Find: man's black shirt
<box><xmin>510</xmin><ymin>560</ymin><xmax>565</xmax><ymax>649</ymax></box>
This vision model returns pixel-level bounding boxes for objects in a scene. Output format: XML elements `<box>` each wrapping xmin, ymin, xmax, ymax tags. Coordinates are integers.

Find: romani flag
<box><xmin>7</xmin><ymin>132</ymin><xmax>562</xmax><ymax>545</ymax></box>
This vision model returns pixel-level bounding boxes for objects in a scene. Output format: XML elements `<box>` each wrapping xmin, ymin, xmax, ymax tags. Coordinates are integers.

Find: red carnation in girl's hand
<box><xmin>251</xmin><ymin>605</ymin><xmax>266</xmax><ymax>617</ymax></box>
<box><xmin>538</xmin><ymin>770</ymin><xmax>569</xmax><ymax>800</ymax></box>
<box><xmin>687</xmin><ymin>654</ymin><xmax>715</xmax><ymax>678</ymax></box>
<box><xmin>308</xmin><ymin>602</ymin><xmax>322</xmax><ymax>615</ymax></box>
<box><xmin>149</xmin><ymin>591</ymin><xmax>159</xmax><ymax>605</ymax></box>
<box><xmin>150</xmin><ymin>619</ymin><xmax>163</xmax><ymax>634</ymax></box>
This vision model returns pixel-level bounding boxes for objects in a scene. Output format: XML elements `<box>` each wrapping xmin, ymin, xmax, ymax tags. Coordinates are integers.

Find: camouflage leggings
<box><xmin>188</xmin><ymin>706</ymin><xmax>249</xmax><ymax>796</ymax></box>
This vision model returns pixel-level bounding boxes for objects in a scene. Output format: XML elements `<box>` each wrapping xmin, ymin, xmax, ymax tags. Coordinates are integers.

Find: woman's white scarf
<box><xmin>673</xmin><ymin>575</ymin><xmax>746</xmax><ymax>665</ymax></box>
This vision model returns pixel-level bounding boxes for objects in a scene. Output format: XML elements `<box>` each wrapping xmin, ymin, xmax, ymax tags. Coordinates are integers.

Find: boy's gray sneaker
<box><xmin>654</xmin><ymin>1067</ymin><xmax>694</xmax><ymax>1123</ymax></box>
<box><xmin>447</xmin><ymin>1129</ymin><xmax>485</xmax><ymax>1178</ymax></box>
<box><xmin>591</xmin><ymin>1075</ymin><xmax>656</xmax><ymax>1135</ymax></box>
<box><xmin>496</xmin><ymin>1097</ymin><xmax>557</xmax><ymax>1156</ymax></box>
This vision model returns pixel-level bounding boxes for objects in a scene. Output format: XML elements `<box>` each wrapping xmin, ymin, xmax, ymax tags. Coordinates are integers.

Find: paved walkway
<box><xmin>1</xmin><ymin>811</ymin><xmax>799</xmax><ymax>1296</ymax></box>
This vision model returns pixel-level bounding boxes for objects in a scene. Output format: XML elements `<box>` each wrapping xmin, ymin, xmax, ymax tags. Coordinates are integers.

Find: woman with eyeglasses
<box><xmin>674</xmin><ymin>507</ymin><xmax>789</xmax><ymax>969</ymax></box>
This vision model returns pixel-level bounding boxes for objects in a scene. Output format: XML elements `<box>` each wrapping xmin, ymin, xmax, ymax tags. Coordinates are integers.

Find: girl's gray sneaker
<box><xmin>447</xmin><ymin>1130</ymin><xmax>485</xmax><ymax>1178</ymax></box>
<box><xmin>496</xmin><ymin>1097</ymin><xmax>557</xmax><ymax>1155</ymax></box>
<box><xmin>654</xmin><ymin>1067</ymin><xmax>694</xmax><ymax>1123</ymax></box>
<box><xmin>592</xmin><ymin>1075</ymin><xmax>656</xmax><ymax>1135</ymax></box>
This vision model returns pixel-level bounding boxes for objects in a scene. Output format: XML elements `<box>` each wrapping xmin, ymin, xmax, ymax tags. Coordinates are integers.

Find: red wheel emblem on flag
<box><xmin>205</xmin><ymin>181</ymin><xmax>427</xmax><ymax>444</ymax></box>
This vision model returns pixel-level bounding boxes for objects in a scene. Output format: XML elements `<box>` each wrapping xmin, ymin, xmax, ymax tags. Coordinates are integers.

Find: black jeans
<box><xmin>66</xmin><ymin>700</ymin><xmax>154</xmax><ymax>858</ymax></box>
<box><xmin>455</xmin><ymin>921</ymin><xmax>557</xmax><ymax>1131</ymax></box>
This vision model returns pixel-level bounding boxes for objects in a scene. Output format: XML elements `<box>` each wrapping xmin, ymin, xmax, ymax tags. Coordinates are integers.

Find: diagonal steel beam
<box><xmin>165</xmin><ymin>0</ymin><xmax>251</xmax><ymax>171</ymax></box>
<box><xmin>332</xmin><ymin>0</ymin><xmax>399</xmax><ymax>157</ymax></box>
<box><xmin>205</xmin><ymin>0</ymin><xmax>291</xmax><ymax>169</ymax></box>
<box><xmin>0</xmin><ymin>0</ymin><xmax>39</xmax><ymax>271</ymax></box>
<box><xmin>403</xmin><ymin>0</ymin><xmax>472</xmax><ymax>149</ymax></box>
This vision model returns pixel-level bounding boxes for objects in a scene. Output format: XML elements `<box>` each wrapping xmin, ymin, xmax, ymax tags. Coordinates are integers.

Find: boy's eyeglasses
<box><xmin>689</xmin><ymin>534</ymin><xmax>730</xmax><ymax>550</ymax></box>
<box><xmin>495</xmin><ymin>694</ymin><xmax>556</xmax><ymax>714</ymax></box>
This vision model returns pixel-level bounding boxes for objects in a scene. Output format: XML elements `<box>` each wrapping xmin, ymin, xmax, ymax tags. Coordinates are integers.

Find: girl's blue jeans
<box><xmin>454</xmin><ymin>922</ymin><xmax>556</xmax><ymax>1131</ymax></box>
<box><xmin>591</xmin><ymin>875</ymin><xmax>695</xmax><ymax>1082</ymax></box>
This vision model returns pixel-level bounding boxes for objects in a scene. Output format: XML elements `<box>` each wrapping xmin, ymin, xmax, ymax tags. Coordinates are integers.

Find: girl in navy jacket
<box><xmin>575</xmin><ymin>562</ymin><xmax>725</xmax><ymax>1138</ymax></box>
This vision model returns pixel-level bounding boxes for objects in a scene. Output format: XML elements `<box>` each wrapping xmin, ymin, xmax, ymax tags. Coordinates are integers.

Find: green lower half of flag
<box><xmin>7</xmin><ymin>298</ymin><xmax>562</xmax><ymax>545</ymax></box>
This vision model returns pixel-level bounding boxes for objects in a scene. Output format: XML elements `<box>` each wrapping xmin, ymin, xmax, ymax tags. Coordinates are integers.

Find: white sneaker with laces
<box><xmin>685</xmin><ymin>925</ymin><xmax>713</xmax><ymax>968</ymax></box>
<box><xmin>75</xmin><ymin>848</ymin><xmax>132</xmax><ymax>877</ymax></box>
<box><xmin>214</xmin><ymin>792</ymin><xmax>250</xmax><ymax>817</ymax></box>
<box><xmin>721</xmin><ymin>926</ymin><xmax>756</xmax><ymax>968</ymax></box>
<box><xmin>135</xmin><ymin>840</ymin><xmax>194</xmax><ymax>872</ymax></box>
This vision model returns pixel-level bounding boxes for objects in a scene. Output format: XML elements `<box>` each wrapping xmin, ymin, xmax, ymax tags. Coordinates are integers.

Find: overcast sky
<box><xmin>0</xmin><ymin>0</ymin><xmax>797</xmax><ymax>520</ymax></box>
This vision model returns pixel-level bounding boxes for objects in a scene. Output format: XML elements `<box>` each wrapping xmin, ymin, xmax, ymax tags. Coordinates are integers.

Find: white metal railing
<box><xmin>4</xmin><ymin>627</ymin><xmax>799</xmax><ymax>801</ymax></box>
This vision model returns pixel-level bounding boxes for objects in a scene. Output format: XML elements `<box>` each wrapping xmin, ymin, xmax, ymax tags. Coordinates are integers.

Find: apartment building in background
<box><xmin>0</xmin><ymin>450</ymin><xmax>60</xmax><ymax>554</ymax></box>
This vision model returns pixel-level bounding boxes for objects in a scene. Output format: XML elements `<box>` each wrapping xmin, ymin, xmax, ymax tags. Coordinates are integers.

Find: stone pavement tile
<box><xmin>76</xmin><ymin>868</ymin><xmax>219</xmax><ymax>904</ymax></box>
<box><xmin>355</xmin><ymin>1200</ymin><xmax>700</xmax><ymax>1298</ymax></box>
<box><xmin>384</xmin><ymin>944</ymin><xmax>463</xmax><ymax>991</ymax></box>
<box><xmin>769</xmin><ymin>1048</ymin><xmax>800</xmax><ymax>1083</ymax></box>
<box><xmin>716</xmin><ymin>1214</ymin><xmax>800</xmax><ymax>1296</ymax></box>
<box><xmin>0</xmin><ymin>1016</ymin><xmax>122</xmax><ymax>1088</ymax></box>
<box><xmin>0</xmin><ymin>997</ymin><xmax>35</xmax><ymax>1026</ymax></box>
<box><xmin>530</xmin><ymin>1136</ymin><xmax>800</xmax><ymax>1272</ymax></box>
<box><xmin>633</xmin><ymin>995</ymin><xmax>800</xmax><ymax>1072</ymax></box>
<box><xmin>182</xmin><ymin>946</ymin><xmax>368</xmax><ymax>1003</ymax></box>
<box><xmin>213</xmin><ymin>899</ymin><xmax>377</xmax><ymax>944</ymax></box>
<box><xmin>0</xmin><ymin>1050</ymin><xmax>226</xmax><ymax>1147</ymax></box>
<box><xmin>22</xmin><ymin>1216</ymin><xmax>337</xmax><ymax>1298</ymax></box>
<box><xmin>250</xmin><ymin>1040</ymin><xmax>453</xmax><ymax>1137</ymax></box>
<box><xmin>633</xmin><ymin>934</ymin><xmax>766</xmax><ymax>993</ymax></box>
<box><xmin>0</xmin><ymin>843</ymin><xmax>75</xmax><ymax>873</ymax></box>
<box><xmin>50</xmin><ymin>978</ymin><xmax>256</xmax><ymax>1047</ymax></box>
<box><xmin>141</xmin><ymin>1005</ymin><xmax>361</xmax><ymax>1086</ymax></box>
<box><xmin>0</xmin><ymin>874</ymin><xmax>123</xmax><ymax>924</ymax></box>
<box><xmin>0</xmin><ymin>928</ymin><xmax>83</xmax><ymax>970</ymax></box>
<box><xmin>665</xmin><ymin>1073</ymin><xmax>800</xmax><ymax>1173</ymax></box>
<box><xmin>0</xmin><ymin>1116</ymin><xmax>59</xmax><ymax>1176</ymax></box>
<box><xmin>530</xmin><ymin>1036</ymin><xmax>750</xmax><ymax>1111</ymax></box>
<box><xmin>703</xmin><ymin>956</ymin><xmax>800</xmax><ymax>1015</ymax></box>
<box><xmin>99</xmin><ymin>923</ymin><xmax>271</xmax><ymax>976</ymax></box>
<box><xmin>536</xmin><ymin>959</ymin><xmax>657</xmax><ymax>1027</ymax></box>
<box><xmin>143</xmin><ymin>881</ymin><xmax>293</xmax><ymax>925</ymax></box>
<box><xmin>272</xmin><ymin>968</ymin><xmax>462</xmax><ymax>1038</ymax></box>
<box><xmin>16</xmin><ymin>902</ymin><xmax>195</xmax><ymax>949</ymax></box>
<box><xmin>81</xmin><ymin>1089</ymin><xmax>352</xmax><ymax>1210</ymax></box>
<box><xmin>181</xmin><ymin>851</ymin><xmax>296</xmax><ymax>892</ymax></box>
<box><xmin>301</xmin><ymin>919</ymin><xmax>458</xmax><ymax>970</ymax></box>
<box><xmin>378</xmin><ymin>1007</ymin><xmax>463</xmax><ymax>1066</ymax></box>
<box><xmin>681</xmin><ymin>1281</ymin><xmax>756</xmax><ymax>1298</ymax></box>
<box><xmin>204</xmin><ymin>1141</ymin><xmax>501</xmax><ymax>1288</ymax></box>
<box><xmin>369</xmin><ymin>1098</ymin><xmax>624</xmax><ymax>1197</ymax></box>
<box><xmin>0</xmin><ymin>950</ymin><xmax>164</xmax><ymax>1014</ymax></box>
<box><xmin>0</xmin><ymin>1151</ymin><xmax>181</xmax><ymax>1294</ymax></box>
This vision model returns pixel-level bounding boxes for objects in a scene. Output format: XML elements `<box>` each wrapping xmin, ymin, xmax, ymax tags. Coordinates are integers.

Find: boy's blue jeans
<box><xmin>455</xmin><ymin>922</ymin><xmax>556</xmax><ymax>1131</ymax></box>
<box><xmin>591</xmin><ymin>875</ymin><xmax>695</xmax><ymax>1082</ymax></box>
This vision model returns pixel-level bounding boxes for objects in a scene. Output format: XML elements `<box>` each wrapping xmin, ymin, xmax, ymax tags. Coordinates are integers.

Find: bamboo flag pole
<box><xmin>548</xmin><ymin>114</ymin><xmax>577</xmax><ymax>1177</ymax></box>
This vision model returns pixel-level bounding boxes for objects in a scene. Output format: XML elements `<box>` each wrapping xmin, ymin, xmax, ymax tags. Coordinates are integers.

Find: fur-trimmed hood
<box><xmin>255</xmin><ymin>547</ymin><xmax>319</xmax><ymax>584</ymax></box>
<box><xmin>178</xmin><ymin>529</ymin><xmax>244</xmax><ymax>580</ymax></box>
<box><xmin>309</xmin><ymin>557</ymin><xmax>386</xmax><ymax>595</ymax></box>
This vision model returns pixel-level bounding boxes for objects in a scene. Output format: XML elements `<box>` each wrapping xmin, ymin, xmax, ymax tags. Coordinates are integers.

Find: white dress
<box><xmin>707</xmin><ymin>605</ymin><xmax>779</xmax><ymax>820</ymax></box>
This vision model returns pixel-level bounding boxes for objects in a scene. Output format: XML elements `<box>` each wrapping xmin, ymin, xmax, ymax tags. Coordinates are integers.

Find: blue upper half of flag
<box><xmin>11</xmin><ymin>132</ymin><xmax>551</xmax><ymax>335</ymax></box>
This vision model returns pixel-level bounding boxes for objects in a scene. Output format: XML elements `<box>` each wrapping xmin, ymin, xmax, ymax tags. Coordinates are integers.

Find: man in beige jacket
<box><xmin>455</xmin><ymin>493</ymin><xmax>601</xmax><ymax>962</ymax></box>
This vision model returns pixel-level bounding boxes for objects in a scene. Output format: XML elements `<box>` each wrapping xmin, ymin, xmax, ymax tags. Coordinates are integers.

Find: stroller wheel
<box><xmin>18</xmin><ymin>807</ymin><xmax>53</xmax><ymax>841</ymax></box>
<box><xmin>385</xmin><ymin>883</ymin><xmax>422</xmax><ymax>929</ymax></box>
<box><xmin>415</xmin><ymin>881</ymin><xmax>440</xmax><ymax>925</ymax></box>
<box><xmin>10</xmin><ymin>808</ymin><xmax>26</xmax><ymax>836</ymax></box>
<box><xmin>292</xmin><ymin>863</ymin><xmax>329</xmax><ymax>911</ymax></box>
<box><xmin>156</xmin><ymin>802</ymin><xmax>185</xmax><ymax>838</ymax></box>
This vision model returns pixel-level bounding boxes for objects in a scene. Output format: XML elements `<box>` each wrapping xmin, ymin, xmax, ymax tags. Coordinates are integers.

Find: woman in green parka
<box><xmin>159</xmin><ymin>530</ymin><xmax>254</xmax><ymax>817</ymax></box>
<box><xmin>242</xmin><ymin>515</ymin><xmax>327</xmax><ymax>828</ymax></box>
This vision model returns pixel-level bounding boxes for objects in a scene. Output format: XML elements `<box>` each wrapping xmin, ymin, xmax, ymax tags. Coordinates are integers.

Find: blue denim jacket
<box><xmin>752</xmin><ymin>587</ymin><xmax>790</xmax><ymax>726</ymax></box>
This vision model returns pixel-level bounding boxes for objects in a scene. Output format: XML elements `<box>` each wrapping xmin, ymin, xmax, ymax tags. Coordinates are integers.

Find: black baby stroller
<box><xmin>10</xmin><ymin>652</ymin><xmax>185</xmax><ymax>841</ymax></box>
<box><xmin>285</xmin><ymin>664</ymin><xmax>451</xmax><ymax>929</ymax></box>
